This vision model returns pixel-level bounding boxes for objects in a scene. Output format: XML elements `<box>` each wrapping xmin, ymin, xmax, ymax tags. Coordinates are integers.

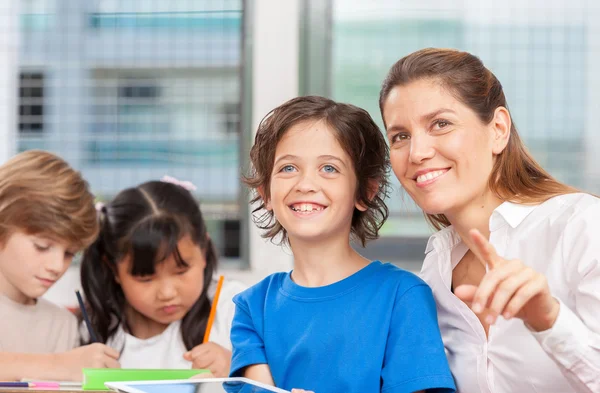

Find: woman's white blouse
<box><xmin>420</xmin><ymin>193</ymin><xmax>600</xmax><ymax>393</ymax></box>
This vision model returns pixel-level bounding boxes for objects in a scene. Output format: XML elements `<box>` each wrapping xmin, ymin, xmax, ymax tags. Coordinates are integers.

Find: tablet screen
<box><xmin>107</xmin><ymin>379</ymin><xmax>290</xmax><ymax>393</ymax></box>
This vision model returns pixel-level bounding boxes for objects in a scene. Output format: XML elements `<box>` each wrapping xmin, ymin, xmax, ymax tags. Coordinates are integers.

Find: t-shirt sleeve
<box><xmin>382</xmin><ymin>284</ymin><xmax>456</xmax><ymax>393</ymax></box>
<box><xmin>229</xmin><ymin>293</ymin><xmax>268</xmax><ymax>377</ymax></box>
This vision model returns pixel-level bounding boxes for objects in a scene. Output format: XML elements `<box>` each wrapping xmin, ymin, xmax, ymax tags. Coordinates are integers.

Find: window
<box><xmin>18</xmin><ymin>72</ymin><xmax>44</xmax><ymax>134</ymax></box>
<box><xmin>20</xmin><ymin>0</ymin><xmax>54</xmax><ymax>31</ymax></box>
<box><xmin>302</xmin><ymin>0</ymin><xmax>598</xmax><ymax>269</ymax></box>
<box><xmin>222</xmin><ymin>102</ymin><xmax>240</xmax><ymax>135</ymax></box>
<box><xmin>17</xmin><ymin>0</ymin><xmax>247</xmax><ymax>268</ymax></box>
<box><xmin>222</xmin><ymin>219</ymin><xmax>241</xmax><ymax>258</ymax></box>
<box><xmin>116</xmin><ymin>79</ymin><xmax>167</xmax><ymax>135</ymax></box>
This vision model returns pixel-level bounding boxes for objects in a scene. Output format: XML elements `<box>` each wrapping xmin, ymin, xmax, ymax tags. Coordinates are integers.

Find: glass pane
<box><xmin>17</xmin><ymin>0</ymin><xmax>245</xmax><ymax>264</ymax></box>
<box><xmin>332</xmin><ymin>0</ymin><xmax>593</xmax><ymax>242</ymax></box>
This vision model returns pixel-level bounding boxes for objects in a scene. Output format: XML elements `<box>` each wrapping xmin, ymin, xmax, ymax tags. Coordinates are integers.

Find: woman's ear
<box><xmin>491</xmin><ymin>106</ymin><xmax>511</xmax><ymax>155</ymax></box>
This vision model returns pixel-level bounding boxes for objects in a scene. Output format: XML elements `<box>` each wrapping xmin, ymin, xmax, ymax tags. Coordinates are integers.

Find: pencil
<box><xmin>203</xmin><ymin>275</ymin><xmax>225</xmax><ymax>343</ymax></box>
<box><xmin>0</xmin><ymin>382</ymin><xmax>62</xmax><ymax>388</ymax></box>
<box><xmin>31</xmin><ymin>382</ymin><xmax>61</xmax><ymax>388</ymax></box>
<box><xmin>22</xmin><ymin>379</ymin><xmax>82</xmax><ymax>388</ymax></box>
<box><xmin>75</xmin><ymin>289</ymin><xmax>99</xmax><ymax>343</ymax></box>
<box><xmin>0</xmin><ymin>382</ymin><xmax>29</xmax><ymax>388</ymax></box>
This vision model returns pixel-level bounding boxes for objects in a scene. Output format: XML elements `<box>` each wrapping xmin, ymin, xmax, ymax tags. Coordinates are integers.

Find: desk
<box><xmin>0</xmin><ymin>388</ymin><xmax>104</xmax><ymax>393</ymax></box>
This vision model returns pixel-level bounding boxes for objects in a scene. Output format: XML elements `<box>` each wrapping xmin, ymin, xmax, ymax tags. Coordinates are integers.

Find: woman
<box><xmin>379</xmin><ymin>48</ymin><xmax>600</xmax><ymax>392</ymax></box>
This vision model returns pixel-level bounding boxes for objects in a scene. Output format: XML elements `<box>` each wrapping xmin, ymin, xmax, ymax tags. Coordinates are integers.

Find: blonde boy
<box><xmin>0</xmin><ymin>150</ymin><xmax>120</xmax><ymax>381</ymax></box>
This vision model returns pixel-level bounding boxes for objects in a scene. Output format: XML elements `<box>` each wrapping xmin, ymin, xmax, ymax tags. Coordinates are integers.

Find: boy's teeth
<box><xmin>292</xmin><ymin>203</ymin><xmax>323</xmax><ymax>212</ymax></box>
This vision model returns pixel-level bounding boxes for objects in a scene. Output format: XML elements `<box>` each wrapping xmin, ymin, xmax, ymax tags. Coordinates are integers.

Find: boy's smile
<box><xmin>288</xmin><ymin>201</ymin><xmax>328</xmax><ymax>217</ymax></box>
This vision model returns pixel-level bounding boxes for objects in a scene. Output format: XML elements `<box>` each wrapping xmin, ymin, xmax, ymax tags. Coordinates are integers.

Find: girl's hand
<box><xmin>454</xmin><ymin>229</ymin><xmax>560</xmax><ymax>332</ymax></box>
<box><xmin>183</xmin><ymin>342</ymin><xmax>231</xmax><ymax>378</ymax></box>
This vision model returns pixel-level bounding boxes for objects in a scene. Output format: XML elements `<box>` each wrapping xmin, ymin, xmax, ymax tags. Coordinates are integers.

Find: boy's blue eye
<box><xmin>322</xmin><ymin>165</ymin><xmax>337</xmax><ymax>173</ymax></box>
<box><xmin>280</xmin><ymin>165</ymin><xmax>296</xmax><ymax>173</ymax></box>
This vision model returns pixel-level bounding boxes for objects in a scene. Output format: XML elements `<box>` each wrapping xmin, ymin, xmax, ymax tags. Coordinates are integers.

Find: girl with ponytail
<box><xmin>80</xmin><ymin>179</ymin><xmax>245</xmax><ymax>377</ymax></box>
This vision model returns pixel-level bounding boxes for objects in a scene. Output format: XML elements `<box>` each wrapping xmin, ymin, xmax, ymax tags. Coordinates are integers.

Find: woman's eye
<box><xmin>322</xmin><ymin>165</ymin><xmax>338</xmax><ymax>173</ymax></box>
<box><xmin>34</xmin><ymin>244</ymin><xmax>50</xmax><ymax>252</ymax></box>
<box><xmin>391</xmin><ymin>133</ymin><xmax>410</xmax><ymax>143</ymax></box>
<box><xmin>433</xmin><ymin>120</ymin><xmax>450</xmax><ymax>129</ymax></box>
<box><xmin>135</xmin><ymin>276</ymin><xmax>154</xmax><ymax>283</ymax></box>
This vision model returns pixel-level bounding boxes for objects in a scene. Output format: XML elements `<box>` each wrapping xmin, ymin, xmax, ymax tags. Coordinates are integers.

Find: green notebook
<box><xmin>82</xmin><ymin>368</ymin><xmax>208</xmax><ymax>391</ymax></box>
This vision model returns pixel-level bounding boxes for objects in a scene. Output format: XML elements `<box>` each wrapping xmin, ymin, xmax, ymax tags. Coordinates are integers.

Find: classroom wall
<box><xmin>247</xmin><ymin>0</ymin><xmax>297</xmax><ymax>280</ymax></box>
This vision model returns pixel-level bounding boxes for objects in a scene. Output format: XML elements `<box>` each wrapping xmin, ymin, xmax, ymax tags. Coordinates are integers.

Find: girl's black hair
<box><xmin>80</xmin><ymin>181</ymin><xmax>217</xmax><ymax>350</ymax></box>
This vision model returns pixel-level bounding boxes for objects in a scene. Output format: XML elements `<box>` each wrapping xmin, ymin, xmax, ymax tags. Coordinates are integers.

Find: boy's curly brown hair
<box><xmin>243</xmin><ymin>96</ymin><xmax>390</xmax><ymax>247</ymax></box>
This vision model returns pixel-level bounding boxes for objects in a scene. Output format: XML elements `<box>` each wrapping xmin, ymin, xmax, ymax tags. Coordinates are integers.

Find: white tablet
<box><xmin>105</xmin><ymin>377</ymin><xmax>291</xmax><ymax>393</ymax></box>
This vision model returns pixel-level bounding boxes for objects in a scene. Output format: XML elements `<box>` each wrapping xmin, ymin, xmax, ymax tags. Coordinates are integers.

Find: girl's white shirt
<box><xmin>106</xmin><ymin>278</ymin><xmax>247</xmax><ymax>369</ymax></box>
<box><xmin>420</xmin><ymin>193</ymin><xmax>600</xmax><ymax>393</ymax></box>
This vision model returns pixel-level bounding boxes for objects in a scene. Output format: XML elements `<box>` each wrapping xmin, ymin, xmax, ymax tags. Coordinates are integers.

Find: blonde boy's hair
<box><xmin>0</xmin><ymin>150</ymin><xmax>98</xmax><ymax>249</ymax></box>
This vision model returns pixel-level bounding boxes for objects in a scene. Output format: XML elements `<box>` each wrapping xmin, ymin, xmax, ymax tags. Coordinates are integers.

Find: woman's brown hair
<box><xmin>379</xmin><ymin>48</ymin><xmax>578</xmax><ymax>230</ymax></box>
<box><xmin>244</xmin><ymin>95</ymin><xmax>390</xmax><ymax>246</ymax></box>
<box><xmin>0</xmin><ymin>149</ymin><xmax>98</xmax><ymax>248</ymax></box>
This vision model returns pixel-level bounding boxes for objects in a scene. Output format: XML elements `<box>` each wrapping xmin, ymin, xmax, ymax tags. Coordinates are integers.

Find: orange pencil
<box><xmin>203</xmin><ymin>275</ymin><xmax>225</xmax><ymax>343</ymax></box>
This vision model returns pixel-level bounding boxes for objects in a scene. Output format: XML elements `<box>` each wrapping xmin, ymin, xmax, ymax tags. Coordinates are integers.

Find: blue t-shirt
<box><xmin>230</xmin><ymin>261</ymin><xmax>455</xmax><ymax>393</ymax></box>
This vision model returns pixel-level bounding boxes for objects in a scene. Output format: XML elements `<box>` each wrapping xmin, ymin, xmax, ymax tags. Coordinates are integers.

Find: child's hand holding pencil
<box><xmin>183</xmin><ymin>275</ymin><xmax>231</xmax><ymax>377</ymax></box>
<box><xmin>54</xmin><ymin>343</ymin><xmax>121</xmax><ymax>381</ymax></box>
<box><xmin>183</xmin><ymin>341</ymin><xmax>231</xmax><ymax>378</ymax></box>
<box><xmin>48</xmin><ymin>290</ymin><xmax>120</xmax><ymax>381</ymax></box>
